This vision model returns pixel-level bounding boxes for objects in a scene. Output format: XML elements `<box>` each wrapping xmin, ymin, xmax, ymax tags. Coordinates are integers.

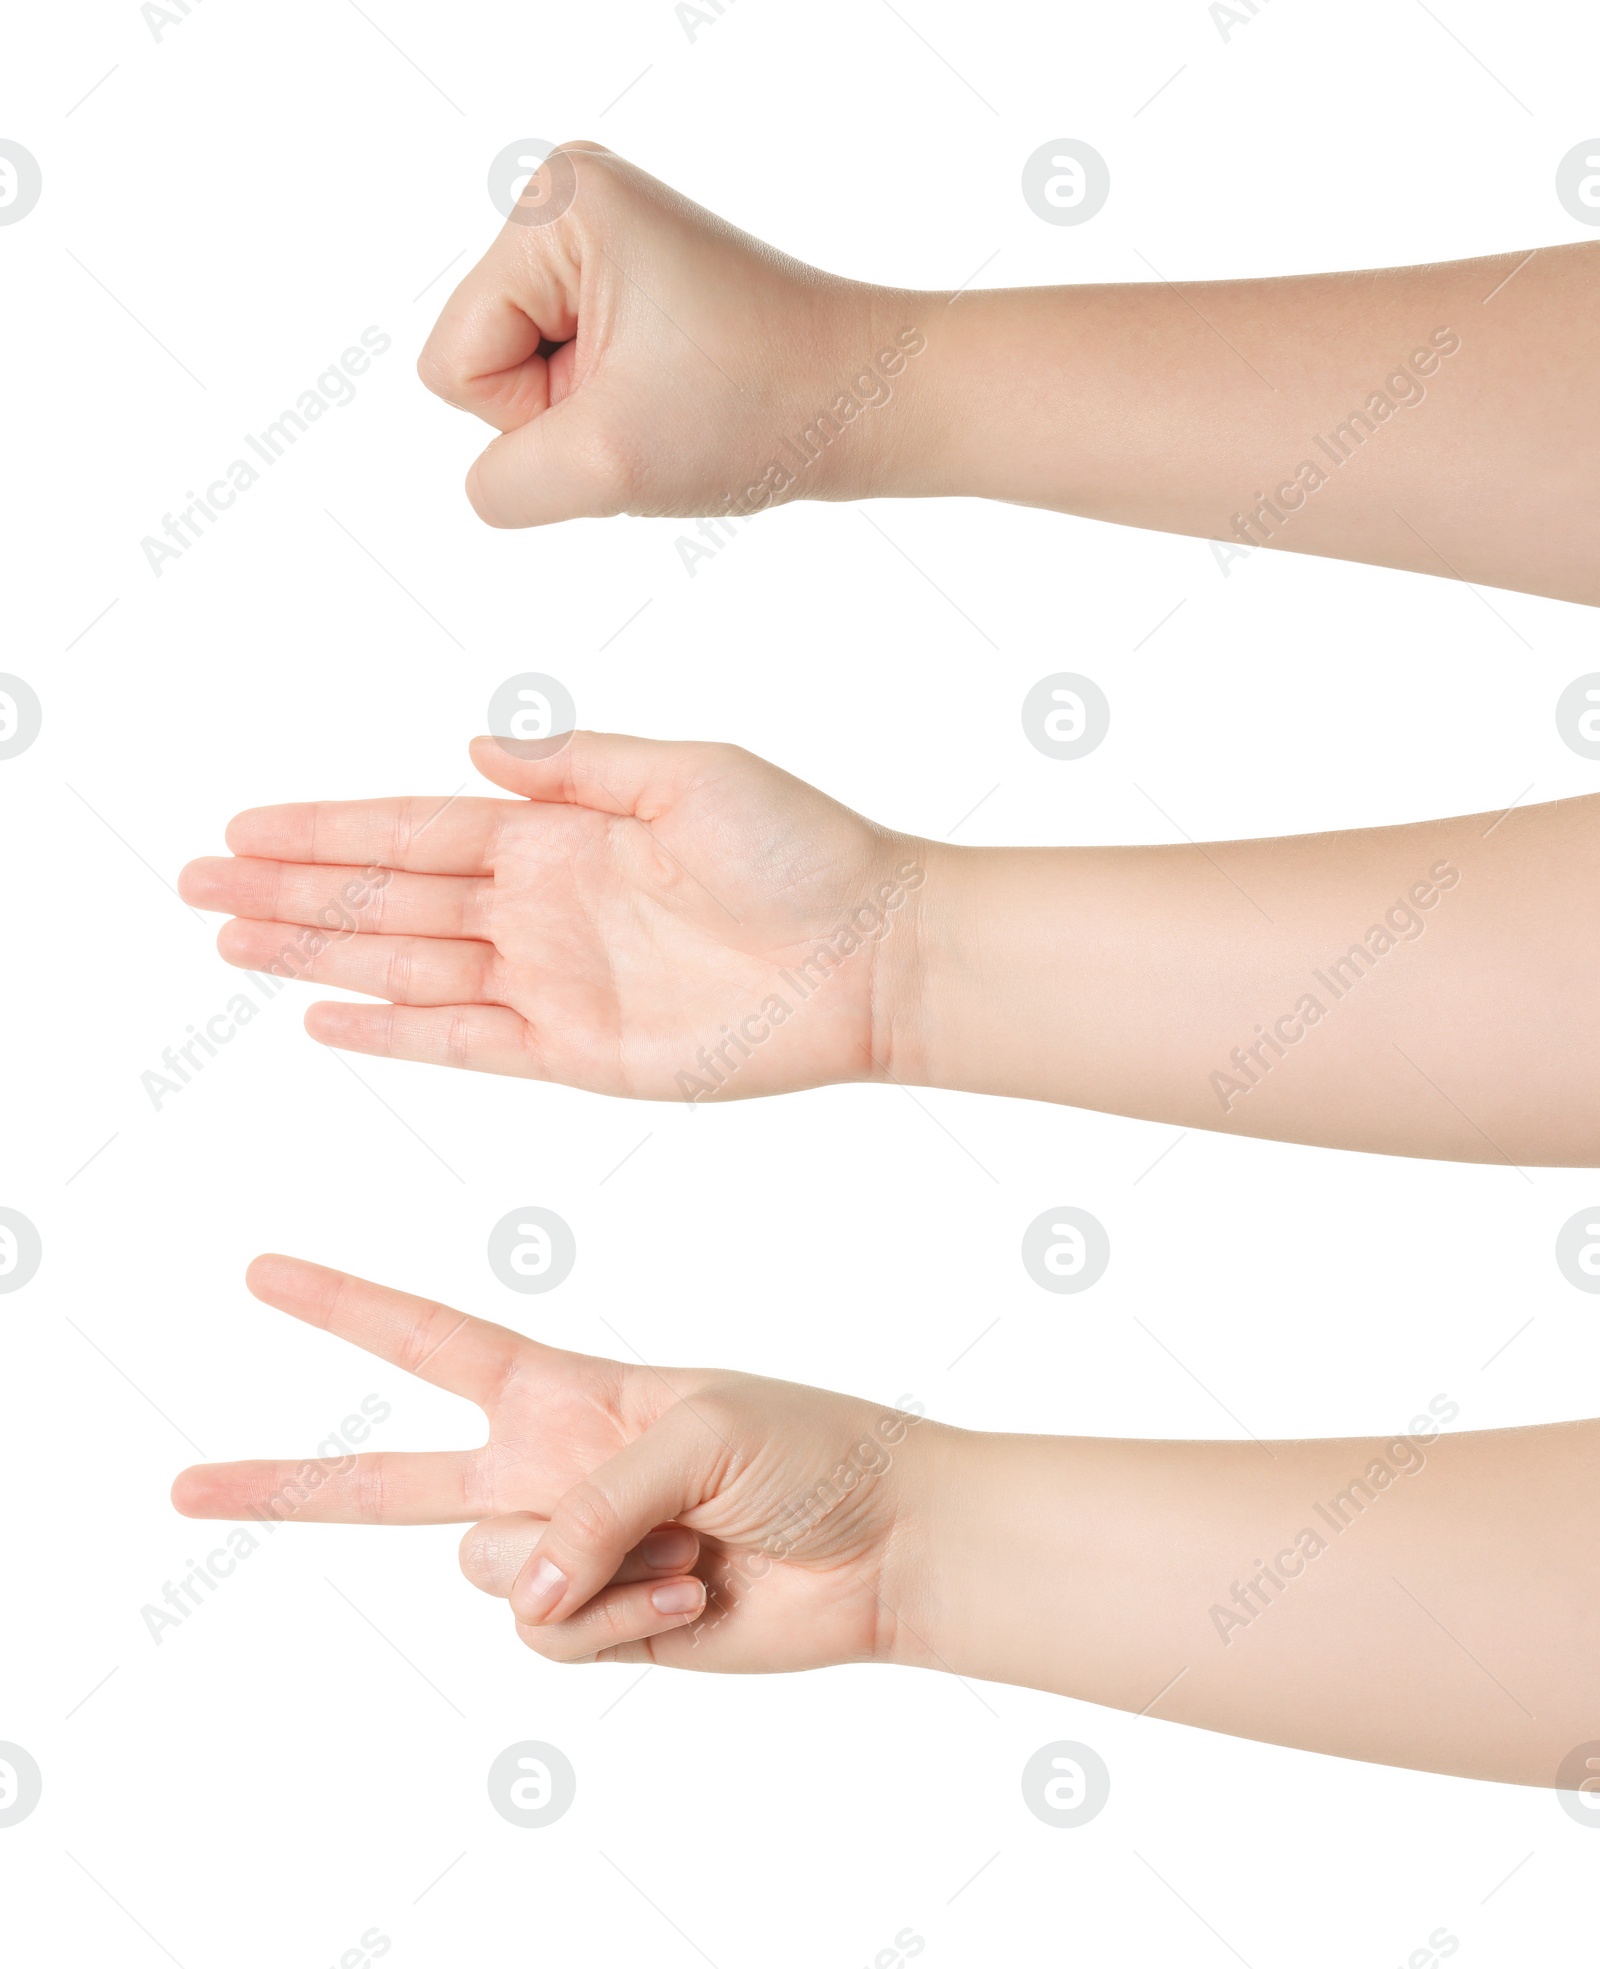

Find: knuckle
<box><xmin>416</xmin><ymin>342</ymin><xmax>462</xmax><ymax>401</ymax></box>
<box><xmin>555</xmin><ymin>1481</ymin><xmax>622</xmax><ymax>1559</ymax></box>
<box><xmin>516</xmin><ymin>1620</ymin><xmax>594</xmax><ymax>1665</ymax></box>
<box><xmin>442</xmin><ymin>1011</ymin><xmax>475</xmax><ymax>1068</ymax></box>
<box><xmin>398</xmin><ymin>1299</ymin><xmax>471</xmax><ymax>1384</ymax></box>
<box><xmin>591</xmin><ymin>1596</ymin><xmax>635</xmax><ymax>1647</ymax></box>
<box><xmin>383</xmin><ymin>943</ymin><xmax>415</xmax><ymax>1002</ymax></box>
<box><xmin>391</xmin><ymin>801</ymin><xmax>418</xmax><ymax>865</ymax></box>
<box><xmin>458</xmin><ymin>1524</ymin><xmax>492</xmax><ymax>1586</ymax></box>
<box><xmin>355</xmin><ymin>1456</ymin><xmax>386</xmax><ymax>1520</ymax></box>
<box><xmin>572</xmin><ymin>425</ymin><xmax>640</xmax><ymax>516</ymax></box>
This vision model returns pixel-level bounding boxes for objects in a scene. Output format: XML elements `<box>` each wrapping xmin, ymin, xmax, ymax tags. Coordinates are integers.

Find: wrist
<box><xmin>862</xmin><ymin>832</ymin><xmax>951</xmax><ymax>1088</ymax></box>
<box><xmin>793</xmin><ymin>281</ymin><xmax>953</xmax><ymax>505</ymax></box>
<box><xmin>865</xmin><ymin>837</ymin><xmax>986</xmax><ymax>1092</ymax></box>
<box><xmin>872</xmin><ymin>1416</ymin><xmax>990</xmax><ymax>1673</ymax></box>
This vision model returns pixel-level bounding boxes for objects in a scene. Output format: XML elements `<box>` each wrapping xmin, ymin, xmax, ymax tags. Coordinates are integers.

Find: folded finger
<box><xmin>418</xmin><ymin>152</ymin><xmax>589</xmax><ymax>431</ymax></box>
<box><xmin>216</xmin><ymin>919</ymin><xmax>499</xmax><ymax>1008</ymax></box>
<box><xmin>513</xmin><ymin>1576</ymin><xmax>707</xmax><ymax>1664</ymax></box>
<box><xmin>180</xmin><ymin>857</ymin><xmax>488</xmax><ymax>939</ymax></box>
<box><xmin>461</xmin><ymin>1514</ymin><xmax>699</xmax><ymax>1597</ymax></box>
<box><xmin>224</xmin><ymin>796</ymin><xmax>511</xmax><ymax>876</ymax></box>
<box><xmin>305</xmin><ymin>1000</ymin><xmax>540</xmax><ymax>1078</ymax></box>
<box><xmin>510</xmin><ymin>1401</ymin><xmax>723</xmax><ymax>1625</ymax></box>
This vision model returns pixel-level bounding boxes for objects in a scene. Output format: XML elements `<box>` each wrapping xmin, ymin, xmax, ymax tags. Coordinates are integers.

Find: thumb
<box><xmin>465</xmin><ymin>391</ymin><xmax>636</xmax><ymax>527</ymax></box>
<box><xmin>468</xmin><ymin>729</ymin><xmax>703</xmax><ymax>817</ymax></box>
<box><xmin>509</xmin><ymin>1398</ymin><xmax>730</xmax><ymax>1624</ymax></box>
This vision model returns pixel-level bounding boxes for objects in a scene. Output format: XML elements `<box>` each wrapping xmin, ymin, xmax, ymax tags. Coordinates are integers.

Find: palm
<box><xmin>477</xmin><ymin>747</ymin><xmax>894</xmax><ymax>1095</ymax></box>
<box><xmin>174</xmin><ymin>1258</ymin><xmax>905</xmax><ymax>1675</ymax></box>
<box><xmin>181</xmin><ymin>734</ymin><xmax>917</xmax><ymax>1101</ymax></box>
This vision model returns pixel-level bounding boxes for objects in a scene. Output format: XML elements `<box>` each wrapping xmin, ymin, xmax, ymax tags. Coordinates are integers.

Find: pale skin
<box><xmin>167</xmin><ymin>149</ymin><xmax>1600</xmax><ymax>1801</ymax></box>
<box><xmin>172</xmin><ymin>1256</ymin><xmax>1600</xmax><ymax>1790</ymax></box>
<box><xmin>415</xmin><ymin>143</ymin><xmax>1600</xmax><ymax>603</ymax></box>
<box><xmin>180</xmin><ymin>731</ymin><xmax>1600</xmax><ymax>1165</ymax></box>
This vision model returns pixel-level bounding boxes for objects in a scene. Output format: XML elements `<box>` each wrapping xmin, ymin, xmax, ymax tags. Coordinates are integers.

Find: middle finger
<box><xmin>180</xmin><ymin>856</ymin><xmax>490</xmax><ymax>940</ymax></box>
<box><xmin>461</xmin><ymin>1514</ymin><xmax>700</xmax><ymax>1597</ymax></box>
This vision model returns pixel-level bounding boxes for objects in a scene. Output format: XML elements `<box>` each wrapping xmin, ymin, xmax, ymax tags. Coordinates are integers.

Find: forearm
<box><xmin>885</xmin><ymin>245</ymin><xmax>1600</xmax><ymax>604</ymax></box>
<box><xmin>889</xmin><ymin>794</ymin><xmax>1600</xmax><ymax>1164</ymax></box>
<box><xmin>888</xmin><ymin>1413</ymin><xmax>1600</xmax><ymax>1787</ymax></box>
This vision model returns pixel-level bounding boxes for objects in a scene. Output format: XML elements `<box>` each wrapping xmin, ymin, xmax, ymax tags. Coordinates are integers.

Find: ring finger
<box><xmin>216</xmin><ymin>918</ymin><xmax>501</xmax><ymax>1007</ymax></box>
<box><xmin>515</xmin><ymin>1576</ymin><xmax>707</xmax><ymax>1665</ymax></box>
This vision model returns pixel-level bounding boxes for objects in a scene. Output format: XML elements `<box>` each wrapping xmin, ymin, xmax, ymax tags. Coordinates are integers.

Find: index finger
<box><xmin>224</xmin><ymin>795</ymin><xmax>509</xmax><ymax>876</ymax></box>
<box><xmin>245</xmin><ymin>1255</ymin><xmax>530</xmax><ymax>1409</ymax></box>
<box><xmin>418</xmin><ymin>168</ymin><xmax>584</xmax><ymax>431</ymax></box>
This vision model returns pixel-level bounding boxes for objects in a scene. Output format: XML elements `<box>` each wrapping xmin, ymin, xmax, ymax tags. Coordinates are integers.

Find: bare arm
<box><xmin>418</xmin><ymin>150</ymin><xmax>1600</xmax><ymax>604</ymax></box>
<box><xmin>184</xmin><ymin>740</ymin><xmax>1600</xmax><ymax>1165</ymax></box>
<box><xmin>892</xmin><ymin>1410</ymin><xmax>1600</xmax><ymax>1790</ymax></box>
<box><xmin>890</xmin><ymin>791</ymin><xmax>1600</xmax><ymax>1166</ymax></box>
<box><xmin>174</xmin><ymin>1259</ymin><xmax>1600</xmax><ymax>1792</ymax></box>
<box><xmin>899</xmin><ymin>246</ymin><xmax>1600</xmax><ymax>604</ymax></box>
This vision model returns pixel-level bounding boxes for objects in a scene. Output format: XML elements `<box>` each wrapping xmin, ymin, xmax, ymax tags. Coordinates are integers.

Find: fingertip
<box><xmin>464</xmin><ymin>455</ymin><xmax>506</xmax><ymax>528</ymax></box>
<box><xmin>244</xmin><ymin>1252</ymin><xmax>296</xmax><ymax>1302</ymax></box>
<box><xmin>170</xmin><ymin>1467</ymin><xmax>208</xmax><ymax>1517</ymax></box>
<box><xmin>223</xmin><ymin>809</ymin><xmax>263</xmax><ymax>854</ymax></box>
<box><xmin>649</xmin><ymin>1576</ymin><xmax>706</xmax><ymax>1619</ymax></box>
<box><xmin>638</xmin><ymin>1523</ymin><xmax>699</xmax><ymax>1573</ymax></box>
<box><xmin>303</xmin><ymin>1001</ymin><xmax>353</xmax><ymax>1045</ymax></box>
<box><xmin>510</xmin><ymin>1554</ymin><xmax>570</xmax><ymax>1625</ymax></box>
<box><xmin>467</xmin><ymin>734</ymin><xmax>510</xmax><ymax>788</ymax></box>
<box><xmin>177</xmin><ymin>857</ymin><xmax>220</xmax><ymax>908</ymax></box>
<box><xmin>467</xmin><ymin>737</ymin><xmax>536</xmax><ymax>800</ymax></box>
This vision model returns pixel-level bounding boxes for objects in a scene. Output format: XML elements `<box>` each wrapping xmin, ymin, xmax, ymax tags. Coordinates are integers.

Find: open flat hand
<box><xmin>173</xmin><ymin>1256</ymin><xmax>925</xmax><ymax>1669</ymax></box>
<box><xmin>178</xmin><ymin>733</ymin><xmax>926</xmax><ymax>1101</ymax></box>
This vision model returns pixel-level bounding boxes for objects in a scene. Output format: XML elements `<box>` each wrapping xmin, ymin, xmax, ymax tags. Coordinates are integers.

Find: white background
<box><xmin>4</xmin><ymin>1</ymin><xmax>1600</xmax><ymax>1962</ymax></box>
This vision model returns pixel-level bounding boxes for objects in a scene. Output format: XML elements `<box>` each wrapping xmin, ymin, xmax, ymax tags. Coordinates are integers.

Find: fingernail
<box><xmin>650</xmin><ymin>1578</ymin><xmax>704</xmax><ymax>1617</ymax></box>
<box><xmin>515</xmin><ymin>1555</ymin><xmax>567</xmax><ymax>1621</ymax></box>
<box><xmin>639</xmin><ymin>1526</ymin><xmax>694</xmax><ymax>1570</ymax></box>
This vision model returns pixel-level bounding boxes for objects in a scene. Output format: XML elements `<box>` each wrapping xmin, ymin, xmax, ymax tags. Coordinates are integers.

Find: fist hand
<box><xmin>417</xmin><ymin>143</ymin><xmax>934</xmax><ymax>527</ymax></box>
